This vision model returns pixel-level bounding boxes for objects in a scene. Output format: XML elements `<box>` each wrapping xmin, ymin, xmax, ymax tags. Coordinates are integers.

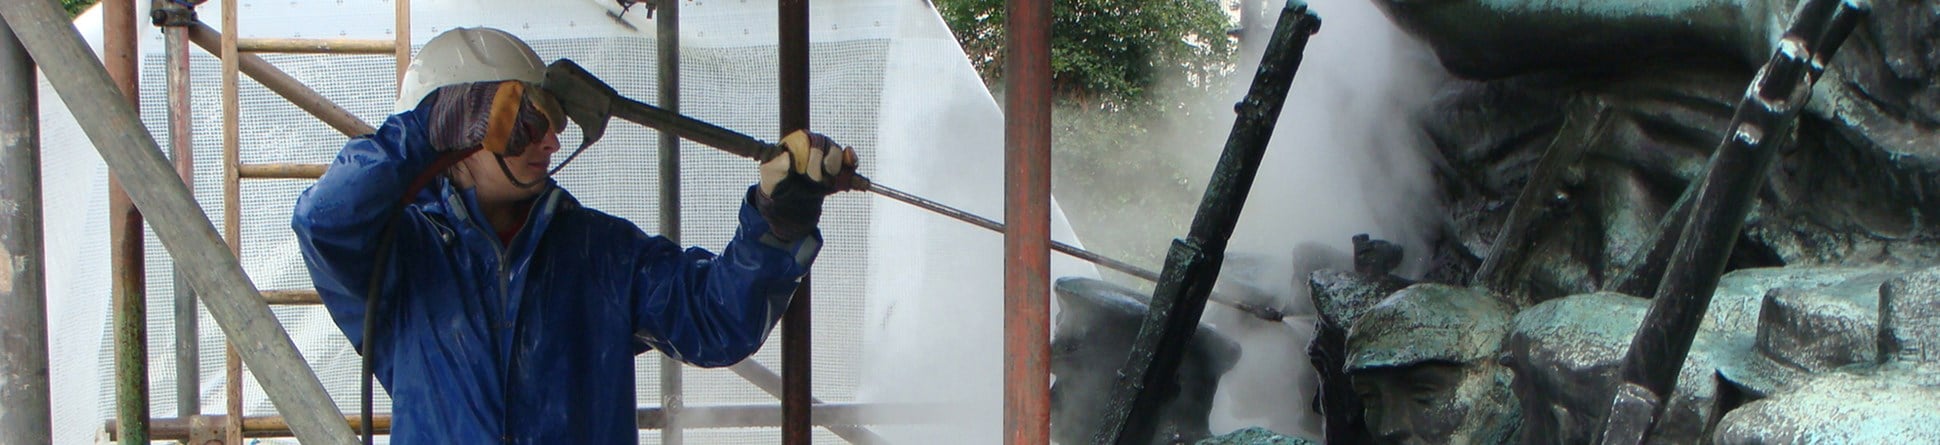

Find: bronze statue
<box><xmin>1343</xmin><ymin>284</ymin><xmax>1519</xmax><ymax>444</ymax></box>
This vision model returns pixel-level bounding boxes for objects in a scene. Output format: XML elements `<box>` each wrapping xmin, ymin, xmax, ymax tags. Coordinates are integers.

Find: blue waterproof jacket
<box><xmin>293</xmin><ymin>106</ymin><xmax>819</xmax><ymax>444</ymax></box>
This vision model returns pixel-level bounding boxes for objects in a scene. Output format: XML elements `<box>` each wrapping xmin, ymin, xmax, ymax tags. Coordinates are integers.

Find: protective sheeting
<box><xmin>40</xmin><ymin>0</ymin><xmax>1095</xmax><ymax>442</ymax></box>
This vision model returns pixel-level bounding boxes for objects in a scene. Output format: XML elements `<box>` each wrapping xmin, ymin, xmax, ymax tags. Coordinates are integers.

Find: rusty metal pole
<box><xmin>778</xmin><ymin>0</ymin><xmax>811</xmax><ymax>443</ymax></box>
<box><xmin>152</xmin><ymin>0</ymin><xmax>203</xmax><ymax>426</ymax></box>
<box><xmin>0</xmin><ymin>13</ymin><xmax>53</xmax><ymax>445</ymax></box>
<box><xmin>1002</xmin><ymin>0</ymin><xmax>1052</xmax><ymax>442</ymax></box>
<box><xmin>657</xmin><ymin>0</ymin><xmax>685</xmax><ymax>443</ymax></box>
<box><xmin>220</xmin><ymin>0</ymin><xmax>245</xmax><ymax>443</ymax></box>
<box><xmin>105</xmin><ymin>0</ymin><xmax>153</xmax><ymax>443</ymax></box>
<box><xmin>0</xmin><ymin>0</ymin><xmax>359</xmax><ymax>442</ymax></box>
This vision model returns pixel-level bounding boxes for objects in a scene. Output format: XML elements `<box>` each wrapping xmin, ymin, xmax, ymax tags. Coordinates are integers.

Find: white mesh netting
<box><xmin>40</xmin><ymin>0</ymin><xmax>1097</xmax><ymax>443</ymax></box>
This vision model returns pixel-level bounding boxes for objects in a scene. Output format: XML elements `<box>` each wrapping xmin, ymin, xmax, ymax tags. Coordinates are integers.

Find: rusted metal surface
<box><xmin>184</xmin><ymin>21</ymin><xmax>376</xmax><ymax>137</ymax></box>
<box><xmin>778</xmin><ymin>0</ymin><xmax>812</xmax><ymax>443</ymax></box>
<box><xmin>0</xmin><ymin>13</ymin><xmax>53</xmax><ymax>445</ymax></box>
<box><xmin>657</xmin><ymin>0</ymin><xmax>685</xmax><ymax>442</ymax></box>
<box><xmin>1093</xmin><ymin>5</ymin><xmax>1319</xmax><ymax>444</ymax></box>
<box><xmin>261</xmin><ymin>289</ymin><xmax>321</xmax><ymax>305</ymax></box>
<box><xmin>218</xmin><ymin>2</ymin><xmax>247</xmax><ymax>445</ymax></box>
<box><xmin>0</xmin><ymin>0</ymin><xmax>358</xmax><ymax>442</ymax></box>
<box><xmin>238</xmin><ymin>163</ymin><xmax>327</xmax><ymax>179</ymax></box>
<box><xmin>1003</xmin><ymin>0</ymin><xmax>1053</xmax><ymax>442</ymax></box>
<box><xmin>105</xmin><ymin>1</ymin><xmax>152</xmax><ymax>443</ymax></box>
<box><xmin>1601</xmin><ymin>0</ymin><xmax>1869</xmax><ymax>441</ymax></box>
<box><xmin>236</xmin><ymin>38</ymin><xmax>394</xmax><ymax>54</ymax></box>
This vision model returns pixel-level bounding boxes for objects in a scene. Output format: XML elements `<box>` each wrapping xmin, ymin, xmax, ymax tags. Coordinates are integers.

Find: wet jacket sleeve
<box><xmin>291</xmin><ymin>110</ymin><xmax>440</xmax><ymax>351</ymax></box>
<box><xmin>630</xmin><ymin>186</ymin><xmax>823</xmax><ymax>367</ymax></box>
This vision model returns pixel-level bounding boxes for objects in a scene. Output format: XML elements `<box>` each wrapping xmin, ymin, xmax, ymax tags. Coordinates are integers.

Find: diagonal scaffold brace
<box><xmin>0</xmin><ymin>1</ymin><xmax>359</xmax><ymax>444</ymax></box>
<box><xmin>1089</xmin><ymin>2</ymin><xmax>1321</xmax><ymax>444</ymax></box>
<box><xmin>1593</xmin><ymin>0</ymin><xmax>1870</xmax><ymax>442</ymax></box>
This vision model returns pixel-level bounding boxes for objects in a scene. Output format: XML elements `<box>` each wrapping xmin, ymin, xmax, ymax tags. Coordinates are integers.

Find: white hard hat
<box><xmin>394</xmin><ymin>27</ymin><xmax>546</xmax><ymax>112</ymax></box>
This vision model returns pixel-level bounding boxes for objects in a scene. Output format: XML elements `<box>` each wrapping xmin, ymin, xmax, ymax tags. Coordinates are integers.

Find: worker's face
<box><xmin>452</xmin><ymin>131</ymin><xmax>560</xmax><ymax>203</ymax></box>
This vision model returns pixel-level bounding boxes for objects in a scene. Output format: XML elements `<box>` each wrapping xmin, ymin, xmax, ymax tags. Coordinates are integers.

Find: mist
<box><xmin>852</xmin><ymin>0</ymin><xmax>1446</xmax><ymax>442</ymax></box>
<box><xmin>1183</xmin><ymin>0</ymin><xmax>1447</xmax><ymax>438</ymax></box>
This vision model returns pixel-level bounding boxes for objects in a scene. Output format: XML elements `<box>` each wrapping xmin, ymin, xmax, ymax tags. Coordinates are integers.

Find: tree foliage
<box><xmin>937</xmin><ymin>0</ymin><xmax>1236</xmax><ymax>107</ymax></box>
<box><xmin>63</xmin><ymin>0</ymin><xmax>97</xmax><ymax>17</ymax></box>
<box><xmin>938</xmin><ymin>0</ymin><xmax>1249</xmax><ymax>273</ymax></box>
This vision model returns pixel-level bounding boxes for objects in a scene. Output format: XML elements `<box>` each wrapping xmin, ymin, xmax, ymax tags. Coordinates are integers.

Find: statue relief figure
<box><xmin>1309</xmin><ymin>0</ymin><xmax>1940</xmax><ymax>440</ymax></box>
<box><xmin>1344</xmin><ymin>284</ymin><xmax>1519</xmax><ymax>444</ymax></box>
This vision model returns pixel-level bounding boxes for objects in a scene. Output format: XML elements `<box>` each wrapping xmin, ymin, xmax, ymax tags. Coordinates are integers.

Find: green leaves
<box><xmin>937</xmin><ymin>0</ymin><xmax>1244</xmax><ymax>271</ymax></box>
<box><xmin>62</xmin><ymin>0</ymin><xmax>97</xmax><ymax>17</ymax></box>
<box><xmin>937</xmin><ymin>0</ymin><xmax>1236</xmax><ymax>107</ymax></box>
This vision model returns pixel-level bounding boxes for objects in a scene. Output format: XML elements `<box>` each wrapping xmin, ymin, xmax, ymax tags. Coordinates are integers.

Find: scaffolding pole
<box><xmin>184</xmin><ymin>21</ymin><xmax>375</xmax><ymax>137</ymax></box>
<box><xmin>1002</xmin><ymin>0</ymin><xmax>1052</xmax><ymax>442</ymax></box>
<box><xmin>103</xmin><ymin>0</ymin><xmax>153</xmax><ymax>443</ymax></box>
<box><xmin>219</xmin><ymin>0</ymin><xmax>247</xmax><ymax>443</ymax></box>
<box><xmin>0</xmin><ymin>0</ymin><xmax>360</xmax><ymax>443</ymax></box>
<box><xmin>778</xmin><ymin>1</ymin><xmax>812</xmax><ymax>444</ymax></box>
<box><xmin>657</xmin><ymin>0</ymin><xmax>685</xmax><ymax>442</ymax></box>
<box><xmin>0</xmin><ymin>12</ymin><xmax>53</xmax><ymax>445</ymax></box>
<box><xmin>152</xmin><ymin>0</ymin><xmax>204</xmax><ymax>427</ymax></box>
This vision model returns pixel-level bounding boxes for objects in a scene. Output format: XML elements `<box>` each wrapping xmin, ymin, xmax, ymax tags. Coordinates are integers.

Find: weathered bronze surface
<box><xmin>1052</xmin><ymin>278</ymin><xmax>1242</xmax><ymax>445</ymax></box>
<box><xmin>1298</xmin><ymin>0</ymin><xmax>1940</xmax><ymax>441</ymax></box>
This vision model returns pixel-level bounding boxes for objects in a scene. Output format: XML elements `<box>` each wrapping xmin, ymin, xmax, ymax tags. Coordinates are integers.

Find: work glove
<box><xmin>420</xmin><ymin>80</ymin><xmax>565</xmax><ymax>157</ymax></box>
<box><xmin>757</xmin><ymin>130</ymin><xmax>859</xmax><ymax>242</ymax></box>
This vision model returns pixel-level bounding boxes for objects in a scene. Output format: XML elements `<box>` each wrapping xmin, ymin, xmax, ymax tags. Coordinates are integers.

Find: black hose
<box><xmin>361</xmin><ymin>142</ymin><xmax>581</xmax><ymax>444</ymax></box>
<box><xmin>362</xmin><ymin>217</ymin><xmax>400</xmax><ymax>445</ymax></box>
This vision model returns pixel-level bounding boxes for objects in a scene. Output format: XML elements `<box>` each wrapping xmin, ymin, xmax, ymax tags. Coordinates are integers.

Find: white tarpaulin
<box><xmin>39</xmin><ymin>0</ymin><xmax>1096</xmax><ymax>442</ymax></box>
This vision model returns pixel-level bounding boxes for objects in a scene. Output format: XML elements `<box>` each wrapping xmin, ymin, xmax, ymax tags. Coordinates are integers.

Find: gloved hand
<box><xmin>420</xmin><ymin>80</ymin><xmax>564</xmax><ymax>157</ymax></box>
<box><xmin>757</xmin><ymin>130</ymin><xmax>858</xmax><ymax>242</ymax></box>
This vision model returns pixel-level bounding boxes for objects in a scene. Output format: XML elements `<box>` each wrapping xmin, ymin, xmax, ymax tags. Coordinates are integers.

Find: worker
<box><xmin>292</xmin><ymin>27</ymin><xmax>855</xmax><ymax>443</ymax></box>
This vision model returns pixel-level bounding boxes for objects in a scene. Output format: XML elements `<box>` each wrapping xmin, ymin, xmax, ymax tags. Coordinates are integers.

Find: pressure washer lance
<box><xmin>541</xmin><ymin>59</ymin><xmax>1287</xmax><ymax>323</ymax></box>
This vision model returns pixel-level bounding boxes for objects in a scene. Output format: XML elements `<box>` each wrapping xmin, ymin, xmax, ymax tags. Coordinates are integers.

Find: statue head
<box><xmin>1346</xmin><ymin>284</ymin><xmax>1519</xmax><ymax>444</ymax></box>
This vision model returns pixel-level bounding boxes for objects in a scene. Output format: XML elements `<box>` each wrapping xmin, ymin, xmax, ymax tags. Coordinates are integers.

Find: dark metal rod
<box><xmin>0</xmin><ymin>12</ymin><xmax>53</xmax><ymax>445</ymax></box>
<box><xmin>1600</xmin><ymin>0</ymin><xmax>1868</xmax><ymax>440</ymax></box>
<box><xmin>105</xmin><ymin>1</ymin><xmax>152</xmax><ymax>443</ymax></box>
<box><xmin>1095</xmin><ymin>4</ymin><xmax>1320</xmax><ymax>444</ymax></box>
<box><xmin>1003</xmin><ymin>0</ymin><xmax>1053</xmax><ymax>441</ymax></box>
<box><xmin>778</xmin><ymin>0</ymin><xmax>812</xmax><ymax>444</ymax></box>
<box><xmin>728</xmin><ymin>360</ymin><xmax>890</xmax><ymax>444</ymax></box>
<box><xmin>0</xmin><ymin>0</ymin><xmax>359</xmax><ymax>442</ymax></box>
<box><xmin>596</xmin><ymin>72</ymin><xmax>1287</xmax><ymax>321</ymax></box>
<box><xmin>656</xmin><ymin>0</ymin><xmax>684</xmax><ymax>443</ymax></box>
<box><xmin>162</xmin><ymin>3</ymin><xmax>202</xmax><ymax>423</ymax></box>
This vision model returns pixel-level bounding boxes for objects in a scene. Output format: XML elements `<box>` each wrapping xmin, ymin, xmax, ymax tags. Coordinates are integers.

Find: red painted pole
<box><xmin>1003</xmin><ymin>0</ymin><xmax>1052</xmax><ymax>442</ymax></box>
<box><xmin>778</xmin><ymin>0</ymin><xmax>812</xmax><ymax>443</ymax></box>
